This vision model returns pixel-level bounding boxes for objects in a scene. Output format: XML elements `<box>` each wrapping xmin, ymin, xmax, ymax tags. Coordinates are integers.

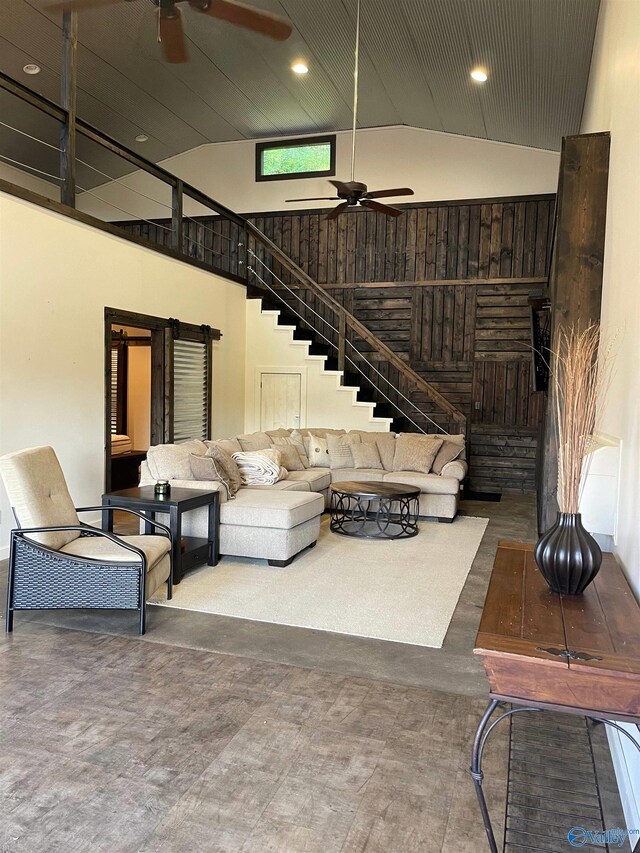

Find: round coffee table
<box><xmin>329</xmin><ymin>481</ymin><xmax>420</xmax><ymax>540</ymax></box>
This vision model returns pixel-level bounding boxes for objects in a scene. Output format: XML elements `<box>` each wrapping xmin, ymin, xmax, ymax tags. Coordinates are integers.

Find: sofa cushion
<box><xmin>383</xmin><ymin>471</ymin><xmax>460</xmax><ymax>496</ymax></box>
<box><xmin>190</xmin><ymin>446</ymin><xmax>241</xmax><ymax>498</ymax></box>
<box><xmin>61</xmin><ymin>533</ymin><xmax>170</xmax><ymax>567</ymax></box>
<box><xmin>431</xmin><ymin>435</ymin><xmax>466</xmax><ymax>473</ymax></box>
<box><xmin>306</xmin><ymin>434</ymin><xmax>330</xmax><ymax>468</ymax></box>
<box><xmin>351</xmin><ymin>442</ymin><xmax>383</xmax><ymax>470</ymax></box>
<box><xmin>237</xmin><ymin>432</ymin><xmax>272</xmax><ymax>452</ymax></box>
<box><xmin>0</xmin><ymin>446</ymin><xmax>80</xmax><ymax>551</ymax></box>
<box><xmin>392</xmin><ymin>435</ymin><xmax>443</xmax><ymax>474</ymax></box>
<box><xmin>272</xmin><ymin>435</ymin><xmax>309</xmax><ymax>470</ymax></box>
<box><xmin>330</xmin><ymin>468</ymin><xmax>385</xmax><ymax>484</ymax></box>
<box><xmin>242</xmin><ymin>480</ymin><xmax>310</xmax><ymax>493</ymax></box>
<box><xmin>285</xmin><ymin>469</ymin><xmax>331</xmax><ymax>491</ymax></box>
<box><xmin>206</xmin><ymin>437</ymin><xmax>243</xmax><ymax>456</ymax></box>
<box><xmin>297</xmin><ymin>428</ymin><xmax>346</xmax><ymax>437</ymax></box>
<box><xmin>265</xmin><ymin>428</ymin><xmax>291</xmax><ymax>439</ymax></box>
<box><xmin>327</xmin><ymin>433</ymin><xmax>361</xmax><ymax>469</ymax></box>
<box><xmin>146</xmin><ymin>440</ymin><xmax>207</xmax><ymax>480</ymax></box>
<box><xmin>349</xmin><ymin>431</ymin><xmax>396</xmax><ymax>471</ymax></box>
<box><xmin>220</xmin><ymin>490</ymin><xmax>324</xmax><ymax>529</ymax></box>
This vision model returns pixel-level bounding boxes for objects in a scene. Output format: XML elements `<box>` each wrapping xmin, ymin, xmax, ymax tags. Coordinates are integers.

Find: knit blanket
<box><xmin>232</xmin><ymin>449</ymin><xmax>286</xmax><ymax>486</ymax></box>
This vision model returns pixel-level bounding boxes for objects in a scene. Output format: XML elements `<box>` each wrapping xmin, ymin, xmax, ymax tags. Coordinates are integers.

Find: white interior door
<box><xmin>260</xmin><ymin>372</ymin><xmax>302</xmax><ymax>431</ymax></box>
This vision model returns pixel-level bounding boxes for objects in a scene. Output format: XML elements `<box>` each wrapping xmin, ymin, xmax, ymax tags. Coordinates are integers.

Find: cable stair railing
<box><xmin>243</xmin><ymin>222</ymin><xmax>467</xmax><ymax>437</ymax></box>
<box><xmin>0</xmin><ymin>67</ymin><xmax>466</xmax><ymax>437</ymax></box>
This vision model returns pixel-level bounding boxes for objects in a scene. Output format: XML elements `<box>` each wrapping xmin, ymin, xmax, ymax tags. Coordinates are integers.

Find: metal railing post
<box><xmin>338</xmin><ymin>310</ymin><xmax>346</xmax><ymax>375</ymax></box>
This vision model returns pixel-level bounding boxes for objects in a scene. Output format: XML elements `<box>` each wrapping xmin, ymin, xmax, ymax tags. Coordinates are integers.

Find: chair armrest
<box><xmin>440</xmin><ymin>459</ymin><xmax>468</xmax><ymax>480</ymax></box>
<box><xmin>14</xmin><ymin>525</ymin><xmax>147</xmax><ymax>566</ymax></box>
<box><xmin>77</xmin><ymin>506</ymin><xmax>172</xmax><ymax>540</ymax></box>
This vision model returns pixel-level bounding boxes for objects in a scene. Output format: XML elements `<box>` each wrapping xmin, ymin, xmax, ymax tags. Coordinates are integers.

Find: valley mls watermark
<box><xmin>568</xmin><ymin>826</ymin><xmax>640</xmax><ymax>847</ymax></box>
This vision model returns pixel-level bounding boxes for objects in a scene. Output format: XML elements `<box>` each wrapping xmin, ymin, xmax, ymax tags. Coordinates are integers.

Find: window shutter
<box><xmin>111</xmin><ymin>347</ymin><xmax>119</xmax><ymax>434</ymax></box>
<box><xmin>173</xmin><ymin>338</ymin><xmax>209</xmax><ymax>442</ymax></box>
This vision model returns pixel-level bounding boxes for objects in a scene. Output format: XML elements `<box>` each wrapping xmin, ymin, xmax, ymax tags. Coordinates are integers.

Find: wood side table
<box><xmin>471</xmin><ymin>541</ymin><xmax>640</xmax><ymax>852</ymax></box>
<box><xmin>102</xmin><ymin>486</ymin><xmax>220</xmax><ymax>586</ymax></box>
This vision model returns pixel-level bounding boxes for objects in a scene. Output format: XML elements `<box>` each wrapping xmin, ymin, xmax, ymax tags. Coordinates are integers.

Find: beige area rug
<box><xmin>149</xmin><ymin>515</ymin><xmax>489</xmax><ymax>648</ymax></box>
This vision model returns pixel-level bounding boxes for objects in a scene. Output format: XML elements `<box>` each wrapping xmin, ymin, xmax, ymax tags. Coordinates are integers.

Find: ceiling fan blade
<box><xmin>360</xmin><ymin>199</ymin><xmax>403</xmax><ymax>218</ymax></box>
<box><xmin>193</xmin><ymin>0</ymin><xmax>292</xmax><ymax>41</ymax></box>
<box><xmin>365</xmin><ymin>187</ymin><xmax>415</xmax><ymax>200</ymax></box>
<box><xmin>285</xmin><ymin>197</ymin><xmax>340</xmax><ymax>202</ymax></box>
<box><xmin>45</xmin><ymin>0</ymin><xmax>129</xmax><ymax>12</ymax></box>
<box><xmin>160</xmin><ymin>7</ymin><xmax>188</xmax><ymax>63</ymax></box>
<box><xmin>327</xmin><ymin>201</ymin><xmax>351</xmax><ymax>220</ymax></box>
<box><xmin>329</xmin><ymin>179</ymin><xmax>354</xmax><ymax>196</ymax></box>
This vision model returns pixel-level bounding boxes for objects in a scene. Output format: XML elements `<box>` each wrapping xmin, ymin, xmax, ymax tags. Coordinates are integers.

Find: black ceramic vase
<box><xmin>534</xmin><ymin>512</ymin><xmax>602</xmax><ymax>595</ymax></box>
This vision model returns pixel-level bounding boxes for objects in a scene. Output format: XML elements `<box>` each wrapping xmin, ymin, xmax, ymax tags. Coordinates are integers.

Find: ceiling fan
<box><xmin>44</xmin><ymin>0</ymin><xmax>293</xmax><ymax>64</ymax></box>
<box><xmin>286</xmin><ymin>0</ymin><xmax>414</xmax><ymax>219</ymax></box>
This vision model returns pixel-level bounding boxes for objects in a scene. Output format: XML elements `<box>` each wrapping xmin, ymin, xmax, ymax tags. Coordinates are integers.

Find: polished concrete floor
<box><xmin>0</xmin><ymin>497</ymin><xmax>627</xmax><ymax>851</ymax></box>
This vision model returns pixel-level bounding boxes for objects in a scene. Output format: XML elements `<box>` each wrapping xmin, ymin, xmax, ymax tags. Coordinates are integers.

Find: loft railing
<box><xmin>0</xmin><ymin>69</ymin><xmax>466</xmax><ymax>436</ymax></box>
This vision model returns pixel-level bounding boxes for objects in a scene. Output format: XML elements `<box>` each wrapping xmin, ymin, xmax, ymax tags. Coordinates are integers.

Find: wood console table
<box><xmin>471</xmin><ymin>541</ymin><xmax>640</xmax><ymax>852</ymax></box>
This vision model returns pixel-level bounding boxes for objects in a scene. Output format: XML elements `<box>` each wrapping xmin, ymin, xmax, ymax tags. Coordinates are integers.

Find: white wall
<box><xmin>580</xmin><ymin>0</ymin><xmax>640</xmax><ymax>840</ymax></box>
<box><xmin>244</xmin><ymin>299</ymin><xmax>391</xmax><ymax>433</ymax></box>
<box><xmin>0</xmin><ymin>190</ymin><xmax>247</xmax><ymax>554</ymax></box>
<box><xmin>77</xmin><ymin>125</ymin><xmax>561</xmax><ymax>222</ymax></box>
<box><xmin>581</xmin><ymin>0</ymin><xmax>640</xmax><ymax>595</ymax></box>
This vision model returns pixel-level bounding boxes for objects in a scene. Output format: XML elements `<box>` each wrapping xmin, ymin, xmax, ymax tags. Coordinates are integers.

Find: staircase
<box><xmin>245</xmin><ymin>221</ymin><xmax>468</xmax><ymax>437</ymax></box>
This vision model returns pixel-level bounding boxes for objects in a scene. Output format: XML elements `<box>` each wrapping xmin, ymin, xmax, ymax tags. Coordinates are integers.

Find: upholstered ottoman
<box><xmin>219</xmin><ymin>490</ymin><xmax>324</xmax><ymax>566</ymax></box>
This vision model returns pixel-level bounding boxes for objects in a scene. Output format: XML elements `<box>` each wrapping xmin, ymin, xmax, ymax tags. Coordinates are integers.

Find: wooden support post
<box><xmin>538</xmin><ymin>133</ymin><xmax>610</xmax><ymax>534</ymax></box>
<box><xmin>337</xmin><ymin>310</ymin><xmax>346</xmax><ymax>376</ymax></box>
<box><xmin>60</xmin><ymin>10</ymin><xmax>77</xmax><ymax>208</ymax></box>
<box><xmin>172</xmin><ymin>179</ymin><xmax>183</xmax><ymax>252</ymax></box>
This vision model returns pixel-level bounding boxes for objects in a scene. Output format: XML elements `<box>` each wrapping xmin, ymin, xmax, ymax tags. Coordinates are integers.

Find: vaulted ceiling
<box><xmin>0</xmin><ymin>0</ymin><xmax>600</xmax><ymax>186</ymax></box>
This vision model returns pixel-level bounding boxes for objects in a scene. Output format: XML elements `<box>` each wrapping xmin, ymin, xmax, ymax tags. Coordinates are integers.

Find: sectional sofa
<box><xmin>139</xmin><ymin>428</ymin><xmax>467</xmax><ymax>567</ymax></box>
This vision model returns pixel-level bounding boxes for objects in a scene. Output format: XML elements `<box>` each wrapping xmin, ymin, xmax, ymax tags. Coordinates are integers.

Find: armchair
<box><xmin>0</xmin><ymin>446</ymin><xmax>172</xmax><ymax>635</ymax></box>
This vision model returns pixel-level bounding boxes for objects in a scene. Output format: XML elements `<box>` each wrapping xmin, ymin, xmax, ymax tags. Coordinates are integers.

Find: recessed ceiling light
<box><xmin>23</xmin><ymin>64</ymin><xmax>41</xmax><ymax>75</ymax></box>
<box><xmin>135</xmin><ymin>134</ymin><xmax>149</xmax><ymax>143</ymax></box>
<box><xmin>470</xmin><ymin>68</ymin><xmax>488</xmax><ymax>83</ymax></box>
<box><xmin>291</xmin><ymin>62</ymin><xmax>309</xmax><ymax>75</ymax></box>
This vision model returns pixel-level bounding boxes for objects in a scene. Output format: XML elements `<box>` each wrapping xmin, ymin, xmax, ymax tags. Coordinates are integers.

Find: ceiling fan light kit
<box><xmin>286</xmin><ymin>0</ymin><xmax>414</xmax><ymax>219</ymax></box>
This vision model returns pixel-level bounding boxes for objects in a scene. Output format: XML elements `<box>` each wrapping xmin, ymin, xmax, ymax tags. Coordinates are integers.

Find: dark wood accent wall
<box><xmin>247</xmin><ymin>194</ymin><xmax>555</xmax><ymax>494</ymax></box>
<box><xmin>538</xmin><ymin>133</ymin><xmax>610</xmax><ymax>529</ymax></box>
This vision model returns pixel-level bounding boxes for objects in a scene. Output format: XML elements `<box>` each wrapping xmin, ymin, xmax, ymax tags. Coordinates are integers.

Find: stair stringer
<box><xmin>244</xmin><ymin>299</ymin><xmax>393</xmax><ymax>434</ymax></box>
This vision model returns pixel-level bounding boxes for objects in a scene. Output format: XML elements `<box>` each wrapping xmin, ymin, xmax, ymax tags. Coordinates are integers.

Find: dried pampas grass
<box><xmin>551</xmin><ymin>324</ymin><xmax>615</xmax><ymax>514</ymax></box>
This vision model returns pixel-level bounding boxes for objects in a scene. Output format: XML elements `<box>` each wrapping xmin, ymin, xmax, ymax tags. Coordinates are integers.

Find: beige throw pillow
<box><xmin>272</xmin><ymin>442</ymin><xmax>305</xmax><ymax>471</ymax></box>
<box><xmin>205</xmin><ymin>445</ymin><xmax>241</xmax><ymax>493</ymax></box>
<box><xmin>351</xmin><ymin>442</ymin><xmax>383</xmax><ymax>470</ymax></box>
<box><xmin>306</xmin><ymin>434</ymin><xmax>330</xmax><ymax>468</ymax></box>
<box><xmin>392</xmin><ymin>435</ymin><xmax>444</xmax><ymax>473</ymax></box>
<box><xmin>189</xmin><ymin>454</ymin><xmax>234</xmax><ymax>499</ymax></box>
<box><xmin>326</xmin><ymin>433</ymin><xmax>362</xmax><ymax>469</ymax></box>
<box><xmin>272</xmin><ymin>434</ymin><xmax>309</xmax><ymax>469</ymax></box>
<box><xmin>431</xmin><ymin>439</ymin><xmax>465</xmax><ymax>475</ymax></box>
<box><xmin>206</xmin><ymin>437</ymin><xmax>243</xmax><ymax>456</ymax></box>
<box><xmin>237</xmin><ymin>432</ymin><xmax>272</xmax><ymax>452</ymax></box>
<box><xmin>350</xmin><ymin>431</ymin><xmax>397</xmax><ymax>471</ymax></box>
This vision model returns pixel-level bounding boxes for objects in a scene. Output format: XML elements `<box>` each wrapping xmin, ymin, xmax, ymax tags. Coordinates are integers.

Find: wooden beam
<box><xmin>60</xmin><ymin>10</ymin><xmax>77</xmax><ymax>208</ymax></box>
<box><xmin>538</xmin><ymin>133</ymin><xmax>610</xmax><ymax>533</ymax></box>
<box><xmin>172</xmin><ymin>179</ymin><xmax>184</xmax><ymax>252</ymax></box>
<box><xmin>302</xmin><ymin>277</ymin><xmax>548</xmax><ymax>290</ymax></box>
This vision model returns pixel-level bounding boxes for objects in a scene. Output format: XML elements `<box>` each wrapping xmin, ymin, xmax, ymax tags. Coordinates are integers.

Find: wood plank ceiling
<box><xmin>0</xmin><ymin>0</ymin><xmax>599</xmax><ymax>189</ymax></box>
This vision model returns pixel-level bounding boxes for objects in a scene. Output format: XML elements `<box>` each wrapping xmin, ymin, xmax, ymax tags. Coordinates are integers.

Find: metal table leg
<box><xmin>470</xmin><ymin>700</ymin><xmax>545</xmax><ymax>852</ymax></box>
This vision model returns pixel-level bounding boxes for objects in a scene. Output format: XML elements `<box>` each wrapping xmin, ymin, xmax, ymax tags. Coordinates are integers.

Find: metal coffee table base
<box><xmin>330</xmin><ymin>490</ymin><xmax>419</xmax><ymax>540</ymax></box>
